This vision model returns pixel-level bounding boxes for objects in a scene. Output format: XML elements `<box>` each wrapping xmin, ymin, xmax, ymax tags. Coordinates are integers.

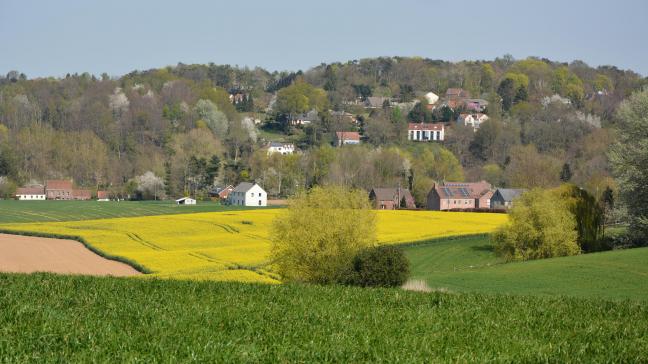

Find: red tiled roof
<box><xmin>408</xmin><ymin>123</ymin><xmax>444</xmax><ymax>131</ymax></box>
<box><xmin>46</xmin><ymin>180</ymin><xmax>73</xmax><ymax>190</ymax></box>
<box><xmin>335</xmin><ymin>131</ymin><xmax>360</xmax><ymax>141</ymax></box>
<box><xmin>16</xmin><ymin>187</ymin><xmax>45</xmax><ymax>195</ymax></box>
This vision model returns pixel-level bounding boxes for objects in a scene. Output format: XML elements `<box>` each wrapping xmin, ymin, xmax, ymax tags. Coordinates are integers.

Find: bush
<box><xmin>270</xmin><ymin>186</ymin><xmax>377</xmax><ymax>284</ymax></box>
<box><xmin>341</xmin><ymin>245</ymin><xmax>410</xmax><ymax>287</ymax></box>
<box><xmin>492</xmin><ymin>189</ymin><xmax>579</xmax><ymax>261</ymax></box>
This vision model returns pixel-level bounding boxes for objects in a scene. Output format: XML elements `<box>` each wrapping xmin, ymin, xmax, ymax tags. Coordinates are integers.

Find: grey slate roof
<box><xmin>232</xmin><ymin>182</ymin><xmax>255</xmax><ymax>193</ymax></box>
<box><xmin>495</xmin><ymin>188</ymin><xmax>526</xmax><ymax>202</ymax></box>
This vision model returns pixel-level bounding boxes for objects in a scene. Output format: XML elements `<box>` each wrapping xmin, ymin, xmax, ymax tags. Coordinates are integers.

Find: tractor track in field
<box><xmin>126</xmin><ymin>233</ymin><xmax>166</xmax><ymax>251</ymax></box>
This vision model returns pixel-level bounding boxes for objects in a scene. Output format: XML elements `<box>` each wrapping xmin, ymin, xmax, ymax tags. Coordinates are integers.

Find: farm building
<box><xmin>44</xmin><ymin>180</ymin><xmax>91</xmax><ymax>200</ymax></box>
<box><xmin>408</xmin><ymin>123</ymin><xmax>445</xmax><ymax>142</ymax></box>
<box><xmin>97</xmin><ymin>191</ymin><xmax>109</xmax><ymax>201</ymax></box>
<box><xmin>369</xmin><ymin>187</ymin><xmax>416</xmax><ymax>210</ymax></box>
<box><xmin>175</xmin><ymin>197</ymin><xmax>196</xmax><ymax>205</ymax></box>
<box><xmin>209</xmin><ymin>185</ymin><xmax>234</xmax><ymax>200</ymax></box>
<box><xmin>491</xmin><ymin>188</ymin><xmax>526</xmax><ymax>209</ymax></box>
<box><xmin>427</xmin><ymin>181</ymin><xmax>493</xmax><ymax>210</ymax></box>
<box><xmin>228</xmin><ymin>182</ymin><xmax>267</xmax><ymax>207</ymax></box>
<box><xmin>334</xmin><ymin>131</ymin><xmax>361</xmax><ymax>146</ymax></box>
<box><xmin>15</xmin><ymin>187</ymin><xmax>46</xmax><ymax>200</ymax></box>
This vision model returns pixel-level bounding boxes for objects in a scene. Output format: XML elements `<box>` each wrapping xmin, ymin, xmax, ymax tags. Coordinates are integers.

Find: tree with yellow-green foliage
<box><xmin>492</xmin><ymin>189</ymin><xmax>579</xmax><ymax>261</ymax></box>
<box><xmin>270</xmin><ymin>186</ymin><xmax>377</xmax><ymax>283</ymax></box>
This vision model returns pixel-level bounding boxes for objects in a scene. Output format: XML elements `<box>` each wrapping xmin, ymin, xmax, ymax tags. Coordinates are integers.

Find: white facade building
<box><xmin>457</xmin><ymin>113</ymin><xmax>489</xmax><ymax>130</ymax></box>
<box><xmin>408</xmin><ymin>123</ymin><xmax>445</xmax><ymax>141</ymax></box>
<box><xmin>228</xmin><ymin>182</ymin><xmax>267</xmax><ymax>207</ymax></box>
<box><xmin>15</xmin><ymin>187</ymin><xmax>46</xmax><ymax>200</ymax></box>
<box><xmin>175</xmin><ymin>197</ymin><xmax>196</xmax><ymax>205</ymax></box>
<box><xmin>267</xmin><ymin>142</ymin><xmax>295</xmax><ymax>155</ymax></box>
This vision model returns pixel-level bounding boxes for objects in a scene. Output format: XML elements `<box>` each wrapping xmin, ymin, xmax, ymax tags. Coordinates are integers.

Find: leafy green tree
<box><xmin>399</xmin><ymin>84</ymin><xmax>415</xmax><ymax>102</ymax></box>
<box><xmin>480</xmin><ymin>64</ymin><xmax>496</xmax><ymax>93</ymax></box>
<box><xmin>492</xmin><ymin>189</ymin><xmax>579</xmax><ymax>261</ymax></box>
<box><xmin>552</xmin><ymin>184</ymin><xmax>604</xmax><ymax>252</ymax></box>
<box><xmin>270</xmin><ymin>186</ymin><xmax>377</xmax><ymax>284</ymax></box>
<box><xmin>497</xmin><ymin>78</ymin><xmax>516</xmax><ymax>111</ymax></box>
<box><xmin>609</xmin><ymin>89</ymin><xmax>648</xmax><ymax>238</ymax></box>
<box><xmin>560</xmin><ymin>163</ymin><xmax>572</xmax><ymax>182</ymax></box>
<box><xmin>195</xmin><ymin>99</ymin><xmax>228</xmax><ymax>136</ymax></box>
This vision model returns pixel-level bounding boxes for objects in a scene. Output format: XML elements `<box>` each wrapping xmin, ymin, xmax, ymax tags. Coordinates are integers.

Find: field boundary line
<box><xmin>393</xmin><ymin>233</ymin><xmax>490</xmax><ymax>248</ymax></box>
<box><xmin>0</xmin><ymin>228</ymin><xmax>152</xmax><ymax>274</ymax></box>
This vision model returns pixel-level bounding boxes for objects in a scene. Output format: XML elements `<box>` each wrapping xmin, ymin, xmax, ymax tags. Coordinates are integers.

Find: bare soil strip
<box><xmin>0</xmin><ymin>233</ymin><xmax>140</xmax><ymax>276</ymax></box>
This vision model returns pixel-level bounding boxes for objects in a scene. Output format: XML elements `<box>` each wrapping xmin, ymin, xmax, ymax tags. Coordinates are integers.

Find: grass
<box><xmin>405</xmin><ymin>235</ymin><xmax>648</xmax><ymax>301</ymax></box>
<box><xmin>0</xmin><ymin>210</ymin><xmax>507</xmax><ymax>283</ymax></box>
<box><xmin>0</xmin><ymin>200</ymin><xmax>265</xmax><ymax>224</ymax></box>
<box><xmin>1</xmin><ymin>273</ymin><xmax>647</xmax><ymax>362</ymax></box>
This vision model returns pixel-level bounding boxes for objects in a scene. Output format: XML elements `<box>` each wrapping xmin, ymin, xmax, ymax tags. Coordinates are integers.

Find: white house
<box><xmin>15</xmin><ymin>187</ymin><xmax>46</xmax><ymax>200</ymax></box>
<box><xmin>175</xmin><ymin>197</ymin><xmax>196</xmax><ymax>205</ymax></box>
<box><xmin>228</xmin><ymin>182</ymin><xmax>267</xmax><ymax>207</ymax></box>
<box><xmin>457</xmin><ymin>113</ymin><xmax>489</xmax><ymax>130</ymax></box>
<box><xmin>408</xmin><ymin>123</ymin><xmax>445</xmax><ymax>141</ymax></box>
<box><xmin>267</xmin><ymin>142</ymin><xmax>295</xmax><ymax>155</ymax></box>
<box><xmin>289</xmin><ymin>109</ymin><xmax>319</xmax><ymax>126</ymax></box>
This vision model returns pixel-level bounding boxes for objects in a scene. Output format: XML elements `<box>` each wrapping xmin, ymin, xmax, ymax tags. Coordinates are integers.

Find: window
<box><xmin>258</xmin><ymin>200</ymin><xmax>262</xmax><ymax>206</ymax></box>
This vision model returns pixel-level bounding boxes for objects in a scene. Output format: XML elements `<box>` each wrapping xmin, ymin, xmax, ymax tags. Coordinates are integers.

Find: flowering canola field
<box><xmin>0</xmin><ymin>209</ymin><xmax>506</xmax><ymax>283</ymax></box>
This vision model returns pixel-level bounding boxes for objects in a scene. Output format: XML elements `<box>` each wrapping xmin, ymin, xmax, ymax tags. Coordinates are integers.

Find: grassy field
<box><xmin>405</xmin><ymin>235</ymin><xmax>648</xmax><ymax>301</ymax></box>
<box><xmin>0</xmin><ymin>210</ymin><xmax>507</xmax><ymax>283</ymax></box>
<box><xmin>0</xmin><ymin>200</ymin><xmax>262</xmax><ymax>223</ymax></box>
<box><xmin>1</xmin><ymin>273</ymin><xmax>646</xmax><ymax>363</ymax></box>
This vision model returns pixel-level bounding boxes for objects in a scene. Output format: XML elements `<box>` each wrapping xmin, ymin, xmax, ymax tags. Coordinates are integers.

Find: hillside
<box><xmin>1</xmin><ymin>273</ymin><xmax>646</xmax><ymax>362</ymax></box>
<box><xmin>405</xmin><ymin>235</ymin><xmax>648</xmax><ymax>301</ymax></box>
<box><xmin>1</xmin><ymin>56</ymin><xmax>645</xmax><ymax>206</ymax></box>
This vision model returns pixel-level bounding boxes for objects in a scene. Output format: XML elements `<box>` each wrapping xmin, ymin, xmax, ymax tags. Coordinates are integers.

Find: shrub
<box><xmin>341</xmin><ymin>245</ymin><xmax>410</xmax><ymax>287</ymax></box>
<box><xmin>492</xmin><ymin>189</ymin><xmax>579</xmax><ymax>261</ymax></box>
<box><xmin>270</xmin><ymin>186</ymin><xmax>377</xmax><ymax>284</ymax></box>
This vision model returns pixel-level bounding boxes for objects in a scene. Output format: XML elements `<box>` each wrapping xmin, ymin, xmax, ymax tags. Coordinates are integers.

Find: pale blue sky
<box><xmin>1</xmin><ymin>0</ymin><xmax>647</xmax><ymax>78</ymax></box>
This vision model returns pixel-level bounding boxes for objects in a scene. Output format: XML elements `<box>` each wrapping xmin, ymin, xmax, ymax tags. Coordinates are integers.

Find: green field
<box><xmin>1</xmin><ymin>273</ymin><xmax>646</xmax><ymax>362</ymax></box>
<box><xmin>405</xmin><ymin>235</ymin><xmax>648</xmax><ymax>301</ymax></box>
<box><xmin>0</xmin><ymin>200</ymin><xmax>267</xmax><ymax>223</ymax></box>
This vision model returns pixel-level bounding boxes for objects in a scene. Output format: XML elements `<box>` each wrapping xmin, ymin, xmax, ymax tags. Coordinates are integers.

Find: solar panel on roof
<box><xmin>443</xmin><ymin>187</ymin><xmax>452</xmax><ymax>196</ymax></box>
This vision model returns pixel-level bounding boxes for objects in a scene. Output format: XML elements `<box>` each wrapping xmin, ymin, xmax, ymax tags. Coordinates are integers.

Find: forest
<box><xmin>0</xmin><ymin>56</ymin><xmax>646</xmax><ymax>205</ymax></box>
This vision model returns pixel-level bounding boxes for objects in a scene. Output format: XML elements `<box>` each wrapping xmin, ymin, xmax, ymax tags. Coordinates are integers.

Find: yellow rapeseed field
<box><xmin>0</xmin><ymin>209</ymin><xmax>506</xmax><ymax>283</ymax></box>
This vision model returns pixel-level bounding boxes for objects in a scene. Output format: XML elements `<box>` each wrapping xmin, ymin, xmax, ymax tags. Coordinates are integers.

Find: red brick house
<box><xmin>45</xmin><ymin>180</ymin><xmax>91</xmax><ymax>200</ymax></box>
<box><xmin>45</xmin><ymin>180</ymin><xmax>74</xmax><ymax>200</ymax></box>
<box><xmin>369</xmin><ymin>188</ymin><xmax>416</xmax><ymax>210</ymax></box>
<box><xmin>97</xmin><ymin>191</ymin><xmax>109</xmax><ymax>201</ymax></box>
<box><xmin>426</xmin><ymin>181</ymin><xmax>493</xmax><ymax>210</ymax></box>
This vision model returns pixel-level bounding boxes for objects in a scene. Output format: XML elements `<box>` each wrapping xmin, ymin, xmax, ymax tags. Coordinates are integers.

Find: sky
<box><xmin>1</xmin><ymin>0</ymin><xmax>647</xmax><ymax>78</ymax></box>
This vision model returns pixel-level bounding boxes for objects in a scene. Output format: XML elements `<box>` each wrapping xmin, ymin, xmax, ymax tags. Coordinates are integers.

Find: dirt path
<box><xmin>0</xmin><ymin>233</ymin><xmax>141</xmax><ymax>276</ymax></box>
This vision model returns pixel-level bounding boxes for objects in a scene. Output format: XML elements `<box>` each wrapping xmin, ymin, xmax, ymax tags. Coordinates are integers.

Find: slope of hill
<box><xmin>0</xmin><ymin>200</ymin><xmax>264</xmax><ymax>223</ymax></box>
<box><xmin>405</xmin><ymin>235</ymin><xmax>648</xmax><ymax>301</ymax></box>
<box><xmin>1</xmin><ymin>273</ymin><xmax>646</xmax><ymax>362</ymax></box>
